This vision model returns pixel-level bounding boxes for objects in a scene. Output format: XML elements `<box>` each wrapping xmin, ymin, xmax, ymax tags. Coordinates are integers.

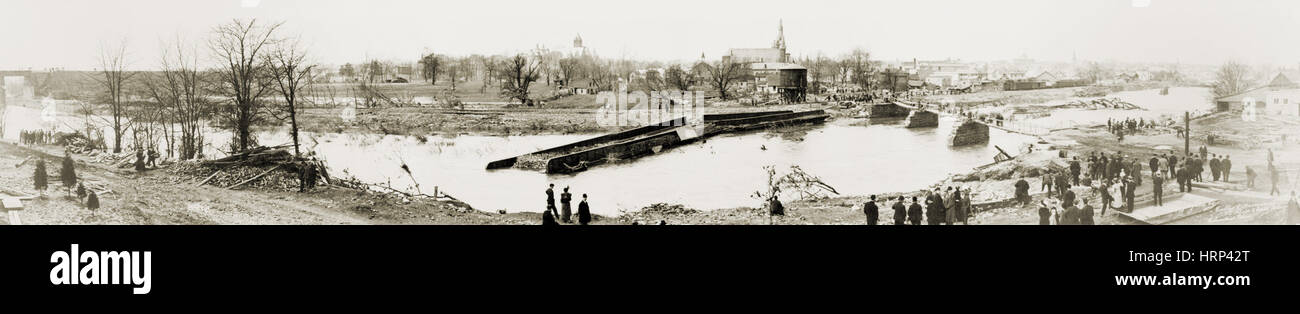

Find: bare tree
<box><xmin>418</xmin><ymin>53</ymin><xmax>442</xmax><ymax>86</ymax></box>
<box><xmin>497</xmin><ymin>53</ymin><xmax>542</xmax><ymax>105</ymax></box>
<box><xmin>265</xmin><ymin>38</ymin><xmax>315</xmax><ymax>192</ymax></box>
<box><xmin>704</xmin><ymin>59</ymin><xmax>748</xmax><ymax>100</ymax></box>
<box><xmin>209</xmin><ymin>18</ymin><xmax>282</xmax><ymax>152</ymax></box>
<box><xmin>844</xmin><ymin>49</ymin><xmax>873</xmax><ymax>91</ymax></box>
<box><xmin>90</xmin><ymin>39</ymin><xmax>137</xmax><ymax>153</ymax></box>
<box><xmin>558</xmin><ymin>57</ymin><xmax>582</xmax><ymax>87</ymax></box>
<box><xmin>1212</xmin><ymin>61</ymin><xmax>1252</xmax><ymax>98</ymax></box>
<box><xmin>664</xmin><ymin>65</ymin><xmax>691</xmax><ymax>91</ymax></box>
<box><xmin>143</xmin><ymin>36</ymin><xmax>211</xmax><ymax>160</ymax></box>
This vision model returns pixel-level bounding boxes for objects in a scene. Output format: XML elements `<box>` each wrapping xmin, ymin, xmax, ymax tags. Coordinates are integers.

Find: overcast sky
<box><xmin>2</xmin><ymin>0</ymin><xmax>1298</xmax><ymax>70</ymax></box>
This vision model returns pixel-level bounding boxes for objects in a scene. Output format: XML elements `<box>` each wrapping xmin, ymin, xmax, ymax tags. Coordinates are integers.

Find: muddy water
<box><xmin>1016</xmin><ymin>87</ymin><xmax>1216</xmax><ymax>128</ymax></box>
<box><xmin>4</xmin><ymin>103</ymin><xmax>1040</xmax><ymax>216</ymax></box>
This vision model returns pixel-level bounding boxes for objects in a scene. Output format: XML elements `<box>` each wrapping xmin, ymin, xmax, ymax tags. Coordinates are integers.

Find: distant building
<box><xmin>750</xmin><ymin>62</ymin><xmax>807</xmax><ymax>102</ymax></box>
<box><xmin>725</xmin><ymin>20</ymin><xmax>790</xmax><ymax>63</ymax></box>
<box><xmin>1213</xmin><ymin>70</ymin><xmax>1300</xmax><ymax>112</ymax></box>
<box><xmin>568</xmin><ymin>34</ymin><xmax>591</xmax><ymax>57</ymax></box>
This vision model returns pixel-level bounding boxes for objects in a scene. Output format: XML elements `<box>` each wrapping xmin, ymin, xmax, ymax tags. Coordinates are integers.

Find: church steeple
<box><xmin>573</xmin><ymin>33</ymin><xmax>583</xmax><ymax>48</ymax></box>
<box><xmin>772</xmin><ymin>19</ymin><xmax>786</xmax><ymax>50</ymax></box>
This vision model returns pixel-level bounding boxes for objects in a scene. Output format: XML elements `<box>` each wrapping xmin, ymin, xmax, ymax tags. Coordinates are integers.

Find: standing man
<box><xmin>1070</xmin><ymin>157</ymin><xmax>1082</xmax><ymax>187</ymax></box>
<box><xmin>1038</xmin><ymin>200</ymin><xmax>1052</xmax><ymax>225</ymax></box>
<box><xmin>863</xmin><ymin>195</ymin><xmax>880</xmax><ymax>225</ymax></box>
<box><xmin>1149</xmin><ymin>154</ymin><xmax>1160</xmax><ymax>176</ymax></box>
<box><xmin>577</xmin><ymin>194</ymin><xmax>592</xmax><ymax>225</ymax></box>
<box><xmin>1152</xmin><ymin>171</ymin><xmax>1165</xmax><ymax>207</ymax></box>
<box><xmin>1055</xmin><ymin>170</ymin><xmax>1070</xmax><ymax>197</ymax></box>
<box><xmin>1270</xmin><ymin>165</ymin><xmax>1282</xmax><ymax>197</ymax></box>
<box><xmin>545</xmin><ymin>183</ymin><xmax>557</xmax><ymax>218</ymax></box>
<box><xmin>908</xmin><ymin>196</ymin><xmax>924</xmax><ymax>225</ymax></box>
<box><xmin>926</xmin><ymin>188</ymin><xmax>946</xmax><ymax>225</ymax></box>
<box><xmin>1176</xmin><ymin>164</ymin><xmax>1189</xmax><ymax>192</ymax></box>
<box><xmin>1167</xmin><ymin>153</ymin><xmax>1178</xmax><ymax>176</ymax></box>
<box><xmin>1099</xmin><ymin>179</ymin><xmax>1113</xmax><ymax>216</ymax></box>
<box><xmin>1042</xmin><ymin>170</ymin><xmax>1055</xmax><ymax>197</ymax></box>
<box><xmin>892</xmin><ymin>196</ymin><xmax>907</xmax><ymax>225</ymax></box>
<box><xmin>1079</xmin><ymin>198</ymin><xmax>1095</xmax><ymax>225</ymax></box>
<box><xmin>1247</xmin><ymin>166</ymin><xmax>1257</xmax><ymax>189</ymax></box>
<box><xmin>1222</xmin><ymin>155</ymin><xmax>1232</xmax><ymax>182</ymax></box>
<box><xmin>1209</xmin><ymin>155</ymin><xmax>1221</xmax><ymax>182</ymax></box>
<box><xmin>1287</xmin><ymin>191</ymin><xmax>1299</xmax><ymax>225</ymax></box>
<box><xmin>1014</xmin><ymin>176</ymin><xmax>1031</xmax><ymax>206</ymax></box>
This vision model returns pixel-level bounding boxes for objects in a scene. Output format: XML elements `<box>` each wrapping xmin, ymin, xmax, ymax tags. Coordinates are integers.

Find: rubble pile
<box><xmin>169</xmin><ymin>146</ymin><xmax>331</xmax><ymax>192</ymax></box>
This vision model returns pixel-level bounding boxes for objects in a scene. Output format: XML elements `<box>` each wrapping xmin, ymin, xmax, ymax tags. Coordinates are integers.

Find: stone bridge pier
<box><xmin>905</xmin><ymin>110</ymin><xmax>938</xmax><ymax>128</ymax></box>
<box><xmin>868</xmin><ymin>103</ymin><xmax>910</xmax><ymax>118</ymax></box>
<box><xmin>949</xmin><ymin>118</ymin><xmax>990</xmax><ymax>146</ymax></box>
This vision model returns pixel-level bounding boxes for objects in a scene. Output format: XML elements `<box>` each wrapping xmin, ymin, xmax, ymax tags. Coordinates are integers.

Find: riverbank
<box><xmin>0</xmin><ymin>140</ymin><xmax>634</xmax><ymax>225</ymax></box>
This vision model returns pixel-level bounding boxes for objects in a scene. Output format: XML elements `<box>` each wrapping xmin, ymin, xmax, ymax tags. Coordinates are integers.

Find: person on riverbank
<box><xmin>1079</xmin><ymin>198</ymin><xmax>1095</xmax><ymax>225</ymax></box>
<box><xmin>541</xmin><ymin>209</ymin><xmax>558</xmax><ymax>226</ymax></box>
<box><xmin>1199</xmin><ymin>145</ymin><xmax>1208</xmax><ymax>159</ymax></box>
<box><xmin>943</xmin><ymin>187</ymin><xmax>957</xmax><ymax>225</ymax></box>
<box><xmin>1054</xmin><ymin>170</ymin><xmax>1070</xmax><ymax>197</ymax></box>
<box><xmin>1209</xmin><ymin>155</ymin><xmax>1221</xmax><ymax>182</ymax></box>
<box><xmin>1246</xmin><ymin>166</ymin><xmax>1257</xmax><ymax>189</ymax></box>
<box><xmin>1123</xmin><ymin>175</ymin><xmax>1137</xmax><ymax>213</ymax></box>
<box><xmin>1042</xmin><ymin>170</ymin><xmax>1055</xmax><ymax>197</ymax></box>
<box><xmin>578</xmin><ymin>194</ymin><xmax>592</xmax><ymax>225</ymax></box>
<box><xmin>863</xmin><ymin>195</ymin><xmax>879</xmax><ymax>225</ymax></box>
<box><xmin>560</xmin><ymin>187</ymin><xmax>573</xmax><ymax>223</ymax></box>
<box><xmin>1287</xmin><ymin>191</ymin><xmax>1299</xmax><ymax>225</ymax></box>
<box><xmin>1222</xmin><ymin>155</ymin><xmax>1232</xmax><ymax>182</ymax></box>
<box><xmin>1149</xmin><ymin>154</ymin><xmax>1160</xmax><ymax>176</ymax></box>
<box><xmin>1269</xmin><ymin>165</ymin><xmax>1281</xmax><ymax>197</ymax></box>
<box><xmin>1099</xmin><ymin>179</ymin><xmax>1113</xmax><ymax>216</ymax></box>
<box><xmin>1167</xmin><ymin>154</ymin><xmax>1178</xmax><ymax>176</ymax></box>
<box><xmin>1070</xmin><ymin>157</ymin><xmax>1082</xmax><ymax>186</ymax></box>
<box><xmin>926</xmin><ymin>188</ymin><xmax>945</xmax><ymax>225</ymax></box>
<box><xmin>545</xmin><ymin>184</ymin><xmax>557</xmax><ymax>218</ymax></box>
<box><xmin>1038</xmin><ymin>200</ymin><xmax>1051</xmax><ymax>225</ymax></box>
<box><xmin>891</xmin><ymin>196</ymin><xmax>906</xmax><ymax>225</ymax></box>
<box><xmin>1152</xmin><ymin>171</ymin><xmax>1165</xmax><ymax>207</ymax></box>
<box><xmin>908</xmin><ymin>196</ymin><xmax>923</xmax><ymax>225</ymax></box>
<box><xmin>1014</xmin><ymin>176</ymin><xmax>1031</xmax><ymax>206</ymax></box>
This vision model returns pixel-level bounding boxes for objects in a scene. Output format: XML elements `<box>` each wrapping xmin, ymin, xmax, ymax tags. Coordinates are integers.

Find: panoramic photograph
<box><xmin>1</xmin><ymin>0</ymin><xmax>1297</xmax><ymax>226</ymax></box>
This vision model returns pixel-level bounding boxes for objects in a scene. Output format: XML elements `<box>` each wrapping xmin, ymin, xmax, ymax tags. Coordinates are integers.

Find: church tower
<box><xmin>772</xmin><ymin>19</ymin><xmax>787</xmax><ymax>50</ymax></box>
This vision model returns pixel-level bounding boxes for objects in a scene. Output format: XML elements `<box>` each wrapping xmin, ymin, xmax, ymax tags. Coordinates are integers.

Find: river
<box><xmin>3</xmin><ymin>87</ymin><xmax>1214</xmax><ymax>216</ymax></box>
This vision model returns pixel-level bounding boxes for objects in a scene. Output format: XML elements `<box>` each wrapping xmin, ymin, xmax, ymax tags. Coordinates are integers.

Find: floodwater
<box><xmin>7</xmin><ymin>87</ymin><xmax>1211</xmax><ymax>216</ymax></box>
<box><xmin>1016</xmin><ymin>87</ymin><xmax>1216</xmax><ymax>128</ymax></box>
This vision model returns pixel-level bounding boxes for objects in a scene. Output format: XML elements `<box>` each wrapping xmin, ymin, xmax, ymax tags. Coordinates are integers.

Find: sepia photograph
<box><xmin>0</xmin><ymin>0</ymin><xmax>1297</xmax><ymax>300</ymax></box>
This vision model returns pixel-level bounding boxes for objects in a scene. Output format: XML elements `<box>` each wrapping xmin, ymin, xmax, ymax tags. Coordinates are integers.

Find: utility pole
<box><xmin>1184</xmin><ymin>111</ymin><xmax>1190</xmax><ymax>157</ymax></box>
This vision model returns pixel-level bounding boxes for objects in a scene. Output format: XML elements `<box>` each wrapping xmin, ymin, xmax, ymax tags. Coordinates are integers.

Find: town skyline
<box><xmin>4</xmin><ymin>0</ymin><xmax>1300</xmax><ymax>70</ymax></box>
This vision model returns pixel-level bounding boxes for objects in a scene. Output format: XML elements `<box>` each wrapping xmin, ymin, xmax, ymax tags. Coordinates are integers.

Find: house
<box><xmin>1262</xmin><ymin>89</ymin><xmax>1300</xmax><ymax>116</ymax></box>
<box><xmin>1213</xmin><ymin>70</ymin><xmax>1300</xmax><ymax>112</ymax></box>
<box><xmin>568</xmin><ymin>78</ymin><xmax>596</xmax><ymax>95</ymax></box>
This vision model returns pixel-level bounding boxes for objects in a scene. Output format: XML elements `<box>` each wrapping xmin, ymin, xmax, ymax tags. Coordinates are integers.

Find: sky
<box><xmin>2</xmin><ymin>0</ymin><xmax>1299</xmax><ymax>70</ymax></box>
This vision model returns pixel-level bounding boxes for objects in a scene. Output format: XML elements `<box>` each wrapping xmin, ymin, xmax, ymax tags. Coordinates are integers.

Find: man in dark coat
<box><xmin>545</xmin><ymin>184</ymin><xmax>557</xmax><ymax>217</ymax></box>
<box><xmin>1167</xmin><ymin>154</ymin><xmax>1178</xmax><ymax>176</ymax></box>
<box><xmin>1270</xmin><ymin>166</ymin><xmax>1281</xmax><ymax>197</ymax></box>
<box><xmin>577</xmin><ymin>194</ymin><xmax>592</xmax><ymax>225</ymax></box>
<box><xmin>1042</xmin><ymin>170</ymin><xmax>1054</xmax><ymax>197</ymax></box>
<box><xmin>1062</xmin><ymin>188</ymin><xmax>1076</xmax><ymax>210</ymax></box>
<box><xmin>1152</xmin><ymin>171</ymin><xmax>1165</xmax><ymax>207</ymax></box>
<box><xmin>1247</xmin><ymin>166</ymin><xmax>1257</xmax><ymax>188</ymax></box>
<box><xmin>1079</xmin><ymin>198</ymin><xmax>1095</xmax><ymax>225</ymax></box>
<box><xmin>1038</xmin><ymin>200</ymin><xmax>1052</xmax><ymax>225</ymax></box>
<box><xmin>1209</xmin><ymin>155</ymin><xmax>1221</xmax><ymax>181</ymax></box>
<box><xmin>891</xmin><ymin>196</ymin><xmax>906</xmax><ymax>225</ymax></box>
<box><xmin>1222</xmin><ymin>155</ymin><xmax>1232</xmax><ymax>182</ymax></box>
<box><xmin>926</xmin><ymin>189</ymin><xmax>946</xmax><ymax>225</ymax></box>
<box><xmin>863</xmin><ymin>195</ymin><xmax>880</xmax><ymax>225</ymax></box>
<box><xmin>1099</xmin><ymin>179</ymin><xmax>1113</xmax><ymax>216</ymax></box>
<box><xmin>1149</xmin><ymin>155</ymin><xmax>1160</xmax><ymax>175</ymax></box>
<box><xmin>1014</xmin><ymin>176</ymin><xmax>1031</xmax><ymax>206</ymax></box>
<box><xmin>907</xmin><ymin>196</ymin><xmax>924</xmax><ymax>225</ymax></box>
<box><xmin>1069</xmin><ymin>157</ymin><xmax>1082</xmax><ymax>186</ymax></box>
<box><xmin>541</xmin><ymin>209</ymin><xmax>558</xmax><ymax>226</ymax></box>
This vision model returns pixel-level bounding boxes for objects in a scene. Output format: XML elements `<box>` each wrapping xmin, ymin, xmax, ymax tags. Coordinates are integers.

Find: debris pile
<box><xmin>1064</xmin><ymin>97</ymin><xmax>1140</xmax><ymax>110</ymax></box>
<box><xmin>171</xmin><ymin>145</ymin><xmax>330</xmax><ymax>192</ymax></box>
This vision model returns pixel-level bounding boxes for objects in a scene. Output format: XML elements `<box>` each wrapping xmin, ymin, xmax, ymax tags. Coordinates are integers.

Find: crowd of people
<box><xmin>539</xmin><ymin>183</ymin><xmax>592</xmax><ymax>225</ymax></box>
<box><xmin>1106</xmin><ymin>117</ymin><xmax>1160</xmax><ymax>141</ymax></box>
<box><xmin>859</xmin><ymin>186</ymin><xmax>973</xmax><ymax>225</ymax></box>
<box><xmin>18</xmin><ymin>129</ymin><xmax>55</xmax><ymax>145</ymax></box>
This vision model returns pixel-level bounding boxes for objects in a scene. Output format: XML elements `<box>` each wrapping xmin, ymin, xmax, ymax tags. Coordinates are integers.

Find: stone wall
<box><xmin>905</xmin><ymin>110</ymin><xmax>938</xmax><ymax>128</ymax></box>
<box><xmin>868</xmin><ymin>103</ymin><xmax>909</xmax><ymax>118</ymax></box>
<box><xmin>949</xmin><ymin>119</ymin><xmax>989</xmax><ymax>146</ymax></box>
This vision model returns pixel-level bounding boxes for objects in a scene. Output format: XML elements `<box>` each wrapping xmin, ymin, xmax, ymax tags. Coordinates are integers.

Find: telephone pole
<box><xmin>1184</xmin><ymin>111</ymin><xmax>1190</xmax><ymax>157</ymax></box>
